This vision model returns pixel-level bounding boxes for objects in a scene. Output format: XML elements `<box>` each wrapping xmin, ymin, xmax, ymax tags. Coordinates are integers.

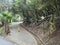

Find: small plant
<box><xmin>0</xmin><ymin>27</ymin><xmax>4</xmax><ymax>35</ymax></box>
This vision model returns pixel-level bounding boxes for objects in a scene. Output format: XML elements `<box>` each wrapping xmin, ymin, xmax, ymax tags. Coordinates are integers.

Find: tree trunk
<box><xmin>4</xmin><ymin>19</ymin><xmax>10</xmax><ymax>35</ymax></box>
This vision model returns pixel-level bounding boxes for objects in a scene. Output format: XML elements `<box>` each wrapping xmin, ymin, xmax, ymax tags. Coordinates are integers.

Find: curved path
<box><xmin>5</xmin><ymin>22</ymin><xmax>38</xmax><ymax>45</ymax></box>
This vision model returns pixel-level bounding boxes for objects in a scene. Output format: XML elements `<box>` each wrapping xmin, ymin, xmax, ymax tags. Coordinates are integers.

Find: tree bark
<box><xmin>4</xmin><ymin>19</ymin><xmax>10</xmax><ymax>35</ymax></box>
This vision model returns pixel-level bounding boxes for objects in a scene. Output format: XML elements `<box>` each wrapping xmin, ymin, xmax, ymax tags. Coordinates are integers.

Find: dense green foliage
<box><xmin>12</xmin><ymin>0</ymin><xmax>60</xmax><ymax>23</ymax></box>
